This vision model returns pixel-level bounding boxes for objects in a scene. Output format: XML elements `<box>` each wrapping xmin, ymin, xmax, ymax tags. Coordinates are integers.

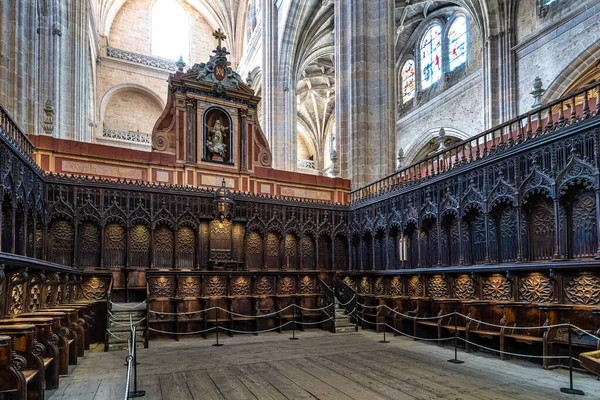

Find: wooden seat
<box><xmin>0</xmin><ymin>324</ymin><xmax>45</xmax><ymax>400</ymax></box>
<box><xmin>504</xmin><ymin>333</ymin><xmax>544</xmax><ymax>343</ymax></box>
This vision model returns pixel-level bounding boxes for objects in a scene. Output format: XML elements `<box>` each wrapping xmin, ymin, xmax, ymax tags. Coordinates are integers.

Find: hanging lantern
<box><xmin>213</xmin><ymin>179</ymin><xmax>234</xmax><ymax>221</ymax></box>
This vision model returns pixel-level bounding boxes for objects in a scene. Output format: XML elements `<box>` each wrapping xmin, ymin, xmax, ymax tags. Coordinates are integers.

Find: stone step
<box><xmin>108</xmin><ymin>324</ymin><xmax>147</xmax><ymax>333</ymax></box>
<box><xmin>107</xmin><ymin>329</ymin><xmax>145</xmax><ymax>344</ymax></box>
<box><xmin>110</xmin><ymin>302</ymin><xmax>147</xmax><ymax>312</ymax></box>
<box><xmin>335</xmin><ymin>326</ymin><xmax>357</xmax><ymax>333</ymax></box>
<box><xmin>108</xmin><ymin>341</ymin><xmax>145</xmax><ymax>351</ymax></box>
<box><xmin>109</xmin><ymin>312</ymin><xmax>146</xmax><ymax>321</ymax></box>
<box><xmin>334</xmin><ymin>321</ymin><xmax>355</xmax><ymax>328</ymax></box>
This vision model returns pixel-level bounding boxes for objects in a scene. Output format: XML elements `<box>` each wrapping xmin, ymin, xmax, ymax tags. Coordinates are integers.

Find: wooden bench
<box><xmin>358</xmin><ymin>294</ymin><xmax>381</xmax><ymax>330</ymax></box>
<box><xmin>175</xmin><ymin>297</ymin><xmax>205</xmax><ymax>339</ymax></box>
<box><xmin>0</xmin><ymin>318</ymin><xmax>59</xmax><ymax>390</ymax></box>
<box><xmin>390</xmin><ymin>296</ymin><xmax>418</xmax><ymax>337</ymax></box>
<box><xmin>148</xmin><ymin>297</ymin><xmax>177</xmax><ymax>341</ymax></box>
<box><xmin>0</xmin><ymin>324</ymin><xmax>45</xmax><ymax>400</ymax></box>
<box><xmin>204</xmin><ymin>297</ymin><xmax>233</xmax><ymax>337</ymax></box>
<box><xmin>463</xmin><ymin>300</ymin><xmax>502</xmax><ymax>354</ymax></box>
<box><xmin>17</xmin><ymin>311</ymin><xmax>75</xmax><ymax>373</ymax></box>
<box><xmin>412</xmin><ymin>297</ymin><xmax>438</xmax><ymax>340</ymax></box>
<box><xmin>0</xmin><ymin>334</ymin><xmax>27</xmax><ymax>399</ymax></box>
<box><xmin>229</xmin><ymin>297</ymin><xmax>257</xmax><ymax>334</ymax></box>
<box><xmin>297</xmin><ymin>294</ymin><xmax>323</xmax><ymax>332</ymax></box>
<box><xmin>41</xmin><ymin>307</ymin><xmax>85</xmax><ymax>356</ymax></box>
<box><xmin>497</xmin><ymin>302</ymin><xmax>546</xmax><ymax>364</ymax></box>
<box><xmin>275</xmin><ymin>295</ymin><xmax>298</xmax><ymax>333</ymax></box>
<box><xmin>254</xmin><ymin>295</ymin><xmax>276</xmax><ymax>332</ymax></box>
<box><xmin>440</xmin><ymin>300</ymin><xmax>468</xmax><ymax>340</ymax></box>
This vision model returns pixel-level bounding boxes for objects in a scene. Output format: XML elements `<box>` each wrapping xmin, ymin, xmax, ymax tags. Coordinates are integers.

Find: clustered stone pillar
<box><xmin>334</xmin><ymin>0</ymin><xmax>397</xmax><ymax>188</ymax></box>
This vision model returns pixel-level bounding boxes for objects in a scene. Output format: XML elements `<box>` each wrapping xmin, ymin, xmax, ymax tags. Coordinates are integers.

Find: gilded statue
<box><xmin>207</xmin><ymin>119</ymin><xmax>228</xmax><ymax>159</ymax></box>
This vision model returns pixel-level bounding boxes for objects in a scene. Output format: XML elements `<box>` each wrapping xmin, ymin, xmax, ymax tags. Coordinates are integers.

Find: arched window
<box><xmin>448</xmin><ymin>17</ymin><xmax>467</xmax><ymax>71</ymax></box>
<box><xmin>402</xmin><ymin>60</ymin><xmax>416</xmax><ymax>103</ymax></box>
<box><xmin>421</xmin><ymin>24</ymin><xmax>442</xmax><ymax>89</ymax></box>
<box><xmin>152</xmin><ymin>0</ymin><xmax>190</xmax><ymax>62</ymax></box>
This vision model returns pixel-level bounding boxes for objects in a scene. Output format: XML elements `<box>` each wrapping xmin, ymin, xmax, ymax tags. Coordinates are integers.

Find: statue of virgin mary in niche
<box><xmin>206</xmin><ymin>119</ymin><xmax>229</xmax><ymax>161</ymax></box>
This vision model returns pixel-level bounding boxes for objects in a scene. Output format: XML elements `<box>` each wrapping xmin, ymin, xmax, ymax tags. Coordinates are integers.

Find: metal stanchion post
<box><xmin>212</xmin><ymin>308</ymin><xmax>223</xmax><ymax>347</ymax></box>
<box><xmin>448</xmin><ymin>313</ymin><xmax>464</xmax><ymax>364</ymax></box>
<box><xmin>379</xmin><ymin>308</ymin><xmax>389</xmax><ymax>343</ymax></box>
<box><xmin>128</xmin><ymin>326</ymin><xmax>145</xmax><ymax>398</ymax></box>
<box><xmin>560</xmin><ymin>327</ymin><xmax>584</xmax><ymax>395</ymax></box>
<box><xmin>290</xmin><ymin>304</ymin><xmax>299</xmax><ymax>340</ymax></box>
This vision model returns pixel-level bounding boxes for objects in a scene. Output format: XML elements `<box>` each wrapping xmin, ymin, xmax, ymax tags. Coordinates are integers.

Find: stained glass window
<box><xmin>402</xmin><ymin>60</ymin><xmax>416</xmax><ymax>103</ymax></box>
<box><xmin>448</xmin><ymin>17</ymin><xmax>467</xmax><ymax>71</ymax></box>
<box><xmin>421</xmin><ymin>25</ymin><xmax>442</xmax><ymax>89</ymax></box>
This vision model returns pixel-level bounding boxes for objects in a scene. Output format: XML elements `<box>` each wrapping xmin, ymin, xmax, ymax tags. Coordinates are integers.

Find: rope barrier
<box><xmin>573</xmin><ymin>328</ymin><xmax>600</xmax><ymax>342</ymax></box>
<box><xmin>219</xmin><ymin>321</ymin><xmax>295</xmax><ymax>334</ymax></box>
<box><xmin>336</xmin><ymin>294</ymin><xmax>356</xmax><ymax>306</ymax></box>
<box><xmin>107</xmin><ymin>329</ymin><xmax>129</xmax><ymax>341</ymax></box>
<box><xmin>457</xmin><ymin>337</ymin><xmax>572</xmax><ymax>360</ymax></box>
<box><xmin>217</xmin><ymin>304</ymin><xmax>294</xmax><ymax>318</ymax></box>
<box><xmin>110</xmin><ymin>316</ymin><xmax>147</xmax><ymax>327</ymax></box>
<box><xmin>384</xmin><ymin>323</ymin><xmax>455</xmax><ymax>342</ymax></box>
<box><xmin>147</xmin><ymin>326</ymin><xmax>217</xmax><ymax>335</ymax></box>
<box><xmin>110</xmin><ymin>300</ymin><xmax>147</xmax><ymax>309</ymax></box>
<box><xmin>458</xmin><ymin>313</ymin><xmax>571</xmax><ymax>330</ymax></box>
<box><xmin>147</xmin><ymin>303</ymin><xmax>332</xmax><ymax>318</ymax></box>
<box><xmin>148</xmin><ymin>307</ymin><xmax>217</xmax><ymax>316</ymax></box>
<box><xmin>296</xmin><ymin>316</ymin><xmax>334</xmax><ymax>325</ymax></box>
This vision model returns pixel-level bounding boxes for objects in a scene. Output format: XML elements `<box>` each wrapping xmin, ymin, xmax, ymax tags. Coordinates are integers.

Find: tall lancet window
<box><xmin>152</xmin><ymin>0</ymin><xmax>190</xmax><ymax>62</ymax></box>
<box><xmin>420</xmin><ymin>24</ymin><xmax>442</xmax><ymax>89</ymax></box>
<box><xmin>402</xmin><ymin>60</ymin><xmax>416</xmax><ymax>103</ymax></box>
<box><xmin>448</xmin><ymin>17</ymin><xmax>467</xmax><ymax>71</ymax></box>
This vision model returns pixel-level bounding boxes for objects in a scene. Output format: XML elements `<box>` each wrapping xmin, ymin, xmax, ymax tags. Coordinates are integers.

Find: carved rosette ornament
<box><xmin>482</xmin><ymin>275</ymin><xmax>512</xmax><ymax>301</ymax></box>
<box><xmin>359</xmin><ymin>277</ymin><xmax>370</xmax><ymax>295</ymax></box>
<box><xmin>428</xmin><ymin>275</ymin><xmax>448</xmax><ymax>298</ymax></box>
<box><xmin>519</xmin><ymin>274</ymin><xmax>555</xmax><ymax>303</ymax></box>
<box><xmin>278</xmin><ymin>277</ymin><xmax>295</xmax><ymax>294</ymax></box>
<box><xmin>374</xmin><ymin>277</ymin><xmax>385</xmax><ymax>296</ymax></box>
<box><xmin>408</xmin><ymin>276</ymin><xmax>423</xmax><ymax>297</ymax></box>
<box><xmin>256</xmin><ymin>276</ymin><xmax>273</xmax><ymax>295</ymax></box>
<box><xmin>299</xmin><ymin>276</ymin><xmax>314</xmax><ymax>294</ymax></box>
<box><xmin>231</xmin><ymin>276</ymin><xmax>251</xmax><ymax>296</ymax></box>
<box><xmin>453</xmin><ymin>275</ymin><xmax>476</xmax><ymax>299</ymax></box>
<box><xmin>565</xmin><ymin>274</ymin><xmax>600</xmax><ymax>305</ymax></box>
<box><xmin>205</xmin><ymin>276</ymin><xmax>227</xmax><ymax>296</ymax></box>
<box><xmin>81</xmin><ymin>278</ymin><xmax>108</xmax><ymax>300</ymax></box>
<box><xmin>149</xmin><ymin>276</ymin><xmax>176</xmax><ymax>298</ymax></box>
<box><xmin>177</xmin><ymin>277</ymin><xmax>201</xmax><ymax>297</ymax></box>
<box><xmin>389</xmin><ymin>277</ymin><xmax>403</xmax><ymax>296</ymax></box>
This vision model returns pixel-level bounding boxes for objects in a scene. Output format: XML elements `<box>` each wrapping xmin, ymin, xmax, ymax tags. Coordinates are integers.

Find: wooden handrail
<box><xmin>0</xmin><ymin>104</ymin><xmax>34</xmax><ymax>160</ymax></box>
<box><xmin>351</xmin><ymin>79</ymin><xmax>600</xmax><ymax>203</ymax></box>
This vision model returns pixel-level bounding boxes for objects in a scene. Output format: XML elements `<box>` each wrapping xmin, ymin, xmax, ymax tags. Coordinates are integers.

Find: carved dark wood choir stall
<box><xmin>3</xmin><ymin>73</ymin><xmax>600</xmax><ymax>397</ymax></box>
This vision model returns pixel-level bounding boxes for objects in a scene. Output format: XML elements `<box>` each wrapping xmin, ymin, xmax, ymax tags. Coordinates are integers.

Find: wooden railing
<box><xmin>0</xmin><ymin>104</ymin><xmax>34</xmax><ymax>161</ymax></box>
<box><xmin>351</xmin><ymin>81</ymin><xmax>600</xmax><ymax>204</ymax></box>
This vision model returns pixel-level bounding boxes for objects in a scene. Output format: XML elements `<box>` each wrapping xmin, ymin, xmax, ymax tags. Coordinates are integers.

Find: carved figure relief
<box><xmin>204</xmin><ymin>108</ymin><xmax>232</xmax><ymax>163</ymax></box>
<box><xmin>565</xmin><ymin>274</ymin><xmax>600</xmax><ymax>305</ymax></box>
<box><xmin>343</xmin><ymin>276</ymin><xmax>356</xmax><ymax>291</ymax></box>
<box><xmin>519</xmin><ymin>274</ymin><xmax>555</xmax><ymax>303</ymax></box>
<box><xmin>428</xmin><ymin>275</ymin><xmax>448</xmax><ymax>298</ymax></box>
<box><xmin>374</xmin><ymin>277</ymin><xmax>385</xmax><ymax>295</ymax></box>
<box><xmin>453</xmin><ymin>275</ymin><xmax>475</xmax><ymax>299</ymax></box>
<box><xmin>482</xmin><ymin>275</ymin><xmax>512</xmax><ymax>301</ymax></box>
<box><xmin>149</xmin><ymin>276</ymin><xmax>176</xmax><ymax>298</ymax></box>
<box><xmin>408</xmin><ymin>276</ymin><xmax>423</xmax><ymax>297</ymax></box>
<box><xmin>359</xmin><ymin>277</ymin><xmax>370</xmax><ymax>295</ymax></box>
<box><xmin>205</xmin><ymin>276</ymin><xmax>227</xmax><ymax>296</ymax></box>
<box><xmin>10</xmin><ymin>284</ymin><xmax>23</xmax><ymax>315</ymax></box>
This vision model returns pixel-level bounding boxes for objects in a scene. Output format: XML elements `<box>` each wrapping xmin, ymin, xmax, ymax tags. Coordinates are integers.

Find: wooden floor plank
<box><xmin>232</xmin><ymin>365</ymin><xmax>289</xmax><ymax>400</ymax></box>
<box><xmin>184</xmin><ymin>370</ymin><xmax>225</xmax><ymax>400</ymax></box>
<box><xmin>205</xmin><ymin>367</ymin><xmax>258</xmax><ymax>400</ymax></box>
<box><xmin>92</xmin><ymin>380</ymin><xmax>125</xmax><ymax>400</ymax></box>
<box><xmin>159</xmin><ymin>372</ymin><xmax>193</xmax><ymax>400</ymax></box>
<box><xmin>249</xmin><ymin>362</ymin><xmax>317</xmax><ymax>399</ymax></box>
<box><xmin>138</xmin><ymin>375</ymin><xmax>164</xmax><ymax>400</ymax></box>
<box><xmin>58</xmin><ymin>379</ymin><xmax>101</xmax><ymax>400</ymax></box>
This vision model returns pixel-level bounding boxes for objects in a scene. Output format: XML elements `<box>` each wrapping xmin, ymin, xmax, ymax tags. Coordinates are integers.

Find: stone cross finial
<box><xmin>213</xmin><ymin>28</ymin><xmax>227</xmax><ymax>47</ymax></box>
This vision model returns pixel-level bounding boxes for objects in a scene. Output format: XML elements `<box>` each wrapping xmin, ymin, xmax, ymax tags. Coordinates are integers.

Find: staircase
<box><xmin>106</xmin><ymin>303</ymin><xmax>147</xmax><ymax>351</ymax></box>
<box><xmin>334</xmin><ymin>302</ymin><xmax>357</xmax><ymax>333</ymax></box>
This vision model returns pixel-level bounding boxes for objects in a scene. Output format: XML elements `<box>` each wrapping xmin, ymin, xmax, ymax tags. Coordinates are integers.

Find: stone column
<box><xmin>334</xmin><ymin>0</ymin><xmax>396</xmax><ymax>187</ymax></box>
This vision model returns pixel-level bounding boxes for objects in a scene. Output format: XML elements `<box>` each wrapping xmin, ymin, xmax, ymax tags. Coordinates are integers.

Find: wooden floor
<box><xmin>48</xmin><ymin>330</ymin><xmax>600</xmax><ymax>400</ymax></box>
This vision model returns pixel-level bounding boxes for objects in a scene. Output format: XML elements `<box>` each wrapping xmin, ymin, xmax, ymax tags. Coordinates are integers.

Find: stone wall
<box><xmin>103</xmin><ymin>89</ymin><xmax>163</xmax><ymax>133</ymax></box>
<box><xmin>514</xmin><ymin>0</ymin><xmax>600</xmax><ymax>113</ymax></box>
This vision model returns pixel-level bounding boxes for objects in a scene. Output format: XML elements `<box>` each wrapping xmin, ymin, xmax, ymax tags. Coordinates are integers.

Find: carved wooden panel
<box><xmin>389</xmin><ymin>277</ymin><xmax>403</xmax><ymax>296</ymax></box>
<box><xmin>359</xmin><ymin>277</ymin><xmax>370</xmax><ymax>295</ymax></box>
<box><xmin>104</xmin><ymin>223</ymin><xmax>126</xmax><ymax>268</ymax></box>
<box><xmin>81</xmin><ymin>277</ymin><xmax>108</xmax><ymax>300</ymax></box>
<box><xmin>266</xmin><ymin>232</ymin><xmax>281</xmax><ymax>269</ymax></box>
<box><xmin>518</xmin><ymin>274</ymin><xmax>555</xmax><ymax>303</ymax></box>
<box><xmin>571</xmin><ymin>193</ymin><xmax>597</xmax><ymax>258</ymax></box>
<box><xmin>149</xmin><ymin>276</ymin><xmax>176</xmax><ymax>298</ymax></box>
<box><xmin>299</xmin><ymin>276</ymin><xmax>314</xmax><ymax>294</ymax></box>
<box><xmin>210</xmin><ymin>220</ymin><xmax>231</xmax><ymax>261</ymax></box>
<box><xmin>334</xmin><ymin>235</ymin><xmax>348</xmax><ymax>270</ymax></box>
<box><xmin>278</xmin><ymin>276</ymin><xmax>295</xmax><ymax>294</ymax></box>
<box><xmin>453</xmin><ymin>274</ymin><xmax>475</xmax><ymax>299</ymax></box>
<box><xmin>79</xmin><ymin>222</ymin><xmax>100</xmax><ymax>268</ymax></box>
<box><xmin>408</xmin><ymin>276</ymin><xmax>423</xmax><ymax>297</ymax></box>
<box><xmin>285</xmin><ymin>234</ymin><xmax>299</xmax><ymax>270</ymax></box>
<box><xmin>301</xmin><ymin>236</ymin><xmax>315</xmax><ymax>270</ymax></box>
<box><xmin>10</xmin><ymin>284</ymin><xmax>23</xmax><ymax>315</ymax></box>
<box><xmin>154</xmin><ymin>226</ymin><xmax>174</xmax><ymax>268</ymax></box>
<box><xmin>565</xmin><ymin>274</ymin><xmax>600</xmax><ymax>305</ymax></box>
<box><xmin>343</xmin><ymin>276</ymin><xmax>356</xmax><ymax>291</ymax></box>
<box><xmin>374</xmin><ymin>277</ymin><xmax>385</xmax><ymax>295</ymax></box>
<box><xmin>528</xmin><ymin>199</ymin><xmax>554</xmax><ymax>261</ymax></box>
<box><xmin>231</xmin><ymin>276</ymin><xmax>251</xmax><ymax>296</ymax></box>
<box><xmin>176</xmin><ymin>226</ymin><xmax>195</xmax><ymax>269</ymax></box>
<box><xmin>130</xmin><ymin>224</ymin><xmax>150</xmax><ymax>268</ymax></box>
<box><xmin>177</xmin><ymin>276</ymin><xmax>201</xmax><ymax>297</ymax></box>
<box><xmin>255</xmin><ymin>276</ymin><xmax>273</xmax><ymax>295</ymax></box>
<box><xmin>428</xmin><ymin>275</ymin><xmax>448</xmax><ymax>298</ymax></box>
<box><xmin>205</xmin><ymin>276</ymin><xmax>227</xmax><ymax>296</ymax></box>
<box><xmin>49</xmin><ymin>219</ymin><xmax>73</xmax><ymax>266</ymax></box>
<box><xmin>246</xmin><ymin>231</ymin><xmax>263</xmax><ymax>270</ymax></box>
<box><xmin>482</xmin><ymin>275</ymin><xmax>512</xmax><ymax>301</ymax></box>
